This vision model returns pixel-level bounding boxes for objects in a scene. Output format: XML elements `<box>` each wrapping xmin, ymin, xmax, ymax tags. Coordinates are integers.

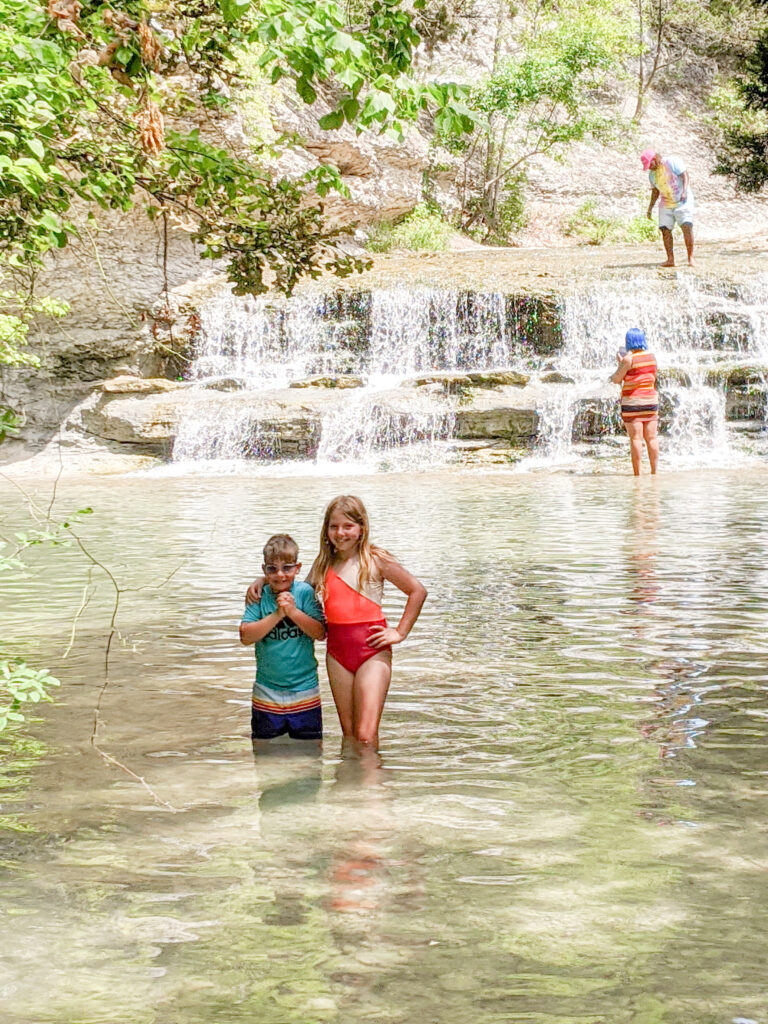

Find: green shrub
<box><xmin>564</xmin><ymin>198</ymin><xmax>621</xmax><ymax>244</ymax></box>
<box><xmin>487</xmin><ymin>174</ymin><xmax>528</xmax><ymax>243</ymax></box>
<box><xmin>367</xmin><ymin>203</ymin><xmax>453</xmax><ymax>253</ymax></box>
<box><xmin>0</xmin><ymin>407</ymin><xmax>22</xmax><ymax>443</ymax></box>
<box><xmin>623</xmin><ymin>215</ymin><xmax>657</xmax><ymax>243</ymax></box>
<box><xmin>564</xmin><ymin>200</ymin><xmax>659</xmax><ymax>245</ymax></box>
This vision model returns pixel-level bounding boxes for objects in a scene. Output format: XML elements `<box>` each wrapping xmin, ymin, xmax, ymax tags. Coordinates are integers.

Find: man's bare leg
<box><xmin>682</xmin><ymin>223</ymin><xmax>694</xmax><ymax>266</ymax></box>
<box><xmin>660</xmin><ymin>227</ymin><xmax>675</xmax><ymax>267</ymax></box>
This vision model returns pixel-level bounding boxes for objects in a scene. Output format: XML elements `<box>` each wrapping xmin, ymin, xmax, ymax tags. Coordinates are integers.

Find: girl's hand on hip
<box><xmin>367</xmin><ymin>625</ymin><xmax>403</xmax><ymax>648</ymax></box>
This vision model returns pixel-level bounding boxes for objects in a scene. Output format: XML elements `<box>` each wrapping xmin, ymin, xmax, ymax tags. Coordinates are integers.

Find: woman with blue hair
<box><xmin>611</xmin><ymin>328</ymin><xmax>659</xmax><ymax>475</ymax></box>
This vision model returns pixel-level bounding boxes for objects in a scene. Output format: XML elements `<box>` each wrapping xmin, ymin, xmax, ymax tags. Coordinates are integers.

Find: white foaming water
<box><xmin>170</xmin><ymin>276</ymin><xmax>768</xmax><ymax>473</ymax></box>
<box><xmin>366</xmin><ymin>288</ymin><xmax>511</xmax><ymax>375</ymax></box>
<box><xmin>521</xmin><ymin>273</ymin><xmax>768</xmax><ymax>470</ymax></box>
<box><xmin>174</xmin><ymin>287</ymin><xmax>512</xmax><ymax>470</ymax></box>
<box><xmin>314</xmin><ymin>385</ymin><xmax>456</xmax><ymax>470</ymax></box>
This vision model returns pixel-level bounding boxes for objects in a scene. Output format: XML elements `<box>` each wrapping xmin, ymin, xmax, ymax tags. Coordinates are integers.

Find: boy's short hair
<box><xmin>263</xmin><ymin>534</ymin><xmax>299</xmax><ymax>564</ymax></box>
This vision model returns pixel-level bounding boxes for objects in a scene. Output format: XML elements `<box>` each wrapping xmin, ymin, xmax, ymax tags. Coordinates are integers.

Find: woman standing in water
<box><xmin>611</xmin><ymin>327</ymin><xmax>659</xmax><ymax>475</ymax></box>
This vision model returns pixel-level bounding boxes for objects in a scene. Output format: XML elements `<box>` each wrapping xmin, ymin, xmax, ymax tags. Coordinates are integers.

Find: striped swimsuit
<box><xmin>621</xmin><ymin>351</ymin><xmax>658</xmax><ymax>423</ymax></box>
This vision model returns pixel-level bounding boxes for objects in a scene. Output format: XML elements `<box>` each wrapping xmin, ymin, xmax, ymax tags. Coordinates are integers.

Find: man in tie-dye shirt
<box><xmin>641</xmin><ymin>149</ymin><xmax>694</xmax><ymax>268</ymax></box>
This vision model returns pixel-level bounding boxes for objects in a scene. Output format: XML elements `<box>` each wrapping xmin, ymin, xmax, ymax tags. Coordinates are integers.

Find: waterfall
<box><xmin>169</xmin><ymin>274</ymin><xmax>768</xmax><ymax>472</ymax></box>
<box><xmin>172</xmin><ymin>286</ymin><xmax>518</xmax><ymax>471</ymax></box>
<box><xmin>550</xmin><ymin>275</ymin><xmax>768</xmax><ymax>468</ymax></box>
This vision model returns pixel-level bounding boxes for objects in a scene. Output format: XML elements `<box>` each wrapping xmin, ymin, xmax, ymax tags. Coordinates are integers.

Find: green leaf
<box><xmin>328</xmin><ymin>31</ymin><xmax>365</xmax><ymax>59</ymax></box>
<box><xmin>342</xmin><ymin>97</ymin><xmax>360</xmax><ymax>122</ymax></box>
<box><xmin>318</xmin><ymin>109</ymin><xmax>344</xmax><ymax>130</ymax></box>
<box><xmin>38</xmin><ymin>212</ymin><xmax>61</xmax><ymax>232</ymax></box>
<box><xmin>26</xmin><ymin>137</ymin><xmax>45</xmax><ymax>161</ymax></box>
<box><xmin>219</xmin><ymin>0</ymin><xmax>251</xmax><ymax>23</ymax></box>
<box><xmin>295</xmin><ymin>77</ymin><xmax>317</xmax><ymax>105</ymax></box>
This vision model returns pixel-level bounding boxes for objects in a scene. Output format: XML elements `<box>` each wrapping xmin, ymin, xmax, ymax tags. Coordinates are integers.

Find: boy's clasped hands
<box><xmin>274</xmin><ymin>590</ymin><xmax>296</xmax><ymax>618</ymax></box>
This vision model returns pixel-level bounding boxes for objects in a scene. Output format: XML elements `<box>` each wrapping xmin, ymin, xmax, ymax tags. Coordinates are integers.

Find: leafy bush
<box><xmin>564</xmin><ymin>199</ymin><xmax>620</xmax><ymax>244</ymax></box>
<box><xmin>487</xmin><ymin>174</ymin><xmax>528</xmax><ymax>243</ymax></box>
<box><xmin>0</xmin><ymin>406</ymin><xmax>22</xmax><ymax>442</ymax></box>
<box><xmin>0</xmin><ymin>510</ymin><xmax>93</xmax><ymax>735</ymax></box>
<box><xmin>367</xmin><ymin>204</ymin><xmax>453</xmax><ymax>253</ymax></box>
<box><xmin>623</xmin><ymin>216</ymin><xmax>657</xmax><ymax>243</ymax></box>
<box><xmin>564</xmin><ymin>200</ymin><xmax>658</xmax><ymax>245</ymax></box>
<box><xmin>0</xmin><ymin>660</ymin><xmax>60</xmax><ymax>733</ymax></box>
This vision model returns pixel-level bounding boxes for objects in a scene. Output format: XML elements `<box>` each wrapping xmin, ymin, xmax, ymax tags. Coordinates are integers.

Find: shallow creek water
<box><xmin>1</xmin><ymin>469</ymin><xmax>767</xmax><ymax>1024</ymax></box>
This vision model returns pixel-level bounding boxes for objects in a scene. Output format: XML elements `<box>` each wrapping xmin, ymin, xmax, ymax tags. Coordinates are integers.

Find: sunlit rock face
<box><xmin>6</xmin><ymin>245</ymin><xmax>768</xmax><ymax>473</ymax></box>
<box><xmin>46</xmin><ymin>269</ymin><xmax>768</xmax><ymax>475</ymax></box>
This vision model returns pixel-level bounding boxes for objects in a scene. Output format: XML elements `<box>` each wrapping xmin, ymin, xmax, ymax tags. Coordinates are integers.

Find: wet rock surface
<box><xmin>409</xmin><ymin>370</ymin><xmax>530</xmax><ymax>391</ymax></box>
<box><xmin>453</xmin><ymin>388</ymin><xmax>540</xmax><ymax>441</ymax></box>
<box><xmin>194</xmin><ymin>377</ymin><xmax>247</xmax><ymax>391</ymax></box>
<box><xmin>289</xmin><ymin>375</ymin><xmax>366</xmax><ymax>389</ymax></box>
<box><xmin>100</xmin><ymin>376</ymin><xmax>185</xmax><ymax>395</ymax></box>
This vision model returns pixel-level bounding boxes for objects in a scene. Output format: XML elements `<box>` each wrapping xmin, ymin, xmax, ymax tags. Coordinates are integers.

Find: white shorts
<box><xmin>658</xmin><ymin>204</ymin><xmax>693</xmax><ymax>230</ymax></box>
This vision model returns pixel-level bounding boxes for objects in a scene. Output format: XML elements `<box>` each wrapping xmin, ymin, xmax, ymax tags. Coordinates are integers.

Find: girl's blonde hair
<box><xmin>308</xmin><ymin>495</ymin><xmax>386</xmax><ymax>603</ymax></box>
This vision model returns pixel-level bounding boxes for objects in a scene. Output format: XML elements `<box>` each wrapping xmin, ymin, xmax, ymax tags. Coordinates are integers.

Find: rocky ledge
<box><xmin>61</xmin><ymin>361</ymin><xmax>768</xmax><ymax>463</ymax></box>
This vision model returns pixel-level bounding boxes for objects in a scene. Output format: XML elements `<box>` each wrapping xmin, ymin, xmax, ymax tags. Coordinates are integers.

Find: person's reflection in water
<box><xmin>320</xmin><ymin>742</ymin><xmax>426</xmax><ymax>1019</ymax></box>
<box><xmin>621</xmin><ymin>490</ymin><xmax>712</xmax><ymax>763</ymax></box>
<box><xmin>328</xmin><ymin>738</ymin><xmax>395</xmax><ymax>916</ymax></box>
<box><xmin>640</xmin><ymin>658</ymin><xmax>709</xmax><ymax>761</ymax></box>
<box><xmin>625</xmin><ymin>482</ymin><xmax>661</xmax><ymax>615</ymax></box>
<box><xmin>251</xmin><ymin>736</ymin><xmax>323</xmax><ymax>814</ymax></box>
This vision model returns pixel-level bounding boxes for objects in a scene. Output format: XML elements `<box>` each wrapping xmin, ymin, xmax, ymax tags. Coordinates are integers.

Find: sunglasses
<box><xmin>263</xmin><ymin>563</ymin><xmax>299</xmax><ymax>575</ymax></box>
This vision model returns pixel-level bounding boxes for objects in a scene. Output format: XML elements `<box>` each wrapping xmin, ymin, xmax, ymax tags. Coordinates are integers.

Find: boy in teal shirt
<box><xmin>239</xmin><ymin>534</ymin><xmax>325</xmax><ymax>741</ymax></box>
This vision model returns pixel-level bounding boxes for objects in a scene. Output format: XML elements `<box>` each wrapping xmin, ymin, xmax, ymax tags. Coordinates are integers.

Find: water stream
<box><xmin>2</xmin><ymin>470</ymin><xmax>768</xmax><ymax>1023</ymax></box>
<box><xmin>169</xmin><ymin>275</ymin><xmax>768</xmax><ymax>473</ymax></box>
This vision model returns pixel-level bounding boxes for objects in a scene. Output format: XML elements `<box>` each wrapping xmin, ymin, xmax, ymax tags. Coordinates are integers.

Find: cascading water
<box><xmin>172</xmin><ymin>286</ymin><xmax>526</xmax><ymax>470</ymax></box>
<box><xmin>549</xmin><ymin>275</ymin><xmax>768</xmax><ymax>468</ymax></box>
<box><xmin>170</xmin><ymin>273</ymin><xmax>768</xmax><ymax>472</ymax></box>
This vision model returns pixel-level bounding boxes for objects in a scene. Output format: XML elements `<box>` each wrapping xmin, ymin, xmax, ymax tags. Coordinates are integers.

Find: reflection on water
<box><xmin>1</xmin><ymin>470</ymin><xmax>768</xmax><ymax>1023</ymax></box>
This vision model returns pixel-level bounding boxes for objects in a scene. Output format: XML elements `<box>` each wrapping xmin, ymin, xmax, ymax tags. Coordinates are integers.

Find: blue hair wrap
<box><xmin>625</xmin><ymin>328</ymin><xmax>647</xmax><ymax>350</ymax></box>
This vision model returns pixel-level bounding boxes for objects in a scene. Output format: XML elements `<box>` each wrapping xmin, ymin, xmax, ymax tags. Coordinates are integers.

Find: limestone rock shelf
<box><xmin>65</xmin><ymin>364</ymin><xmax>768</xmax><ymax>461</ymax></box>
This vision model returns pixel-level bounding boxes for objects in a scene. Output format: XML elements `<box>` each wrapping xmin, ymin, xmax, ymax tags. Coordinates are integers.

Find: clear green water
<box><xmin>1</xmin><ymin>469</ymin><xmax>767</xmax><ymax>1024</ymax></box>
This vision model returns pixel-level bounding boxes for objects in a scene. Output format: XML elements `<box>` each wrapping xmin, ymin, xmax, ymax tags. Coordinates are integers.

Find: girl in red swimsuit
<box><xmin>308</xmin><ymin>495</ymin><xmax>427</xmax><ymax>749</ymax></box>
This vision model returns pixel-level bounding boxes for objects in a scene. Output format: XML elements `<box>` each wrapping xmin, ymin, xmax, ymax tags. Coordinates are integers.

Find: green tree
<box><xmin>714</xmin><ymin>22</ymin><xmax>768</xmax><ymax>190</ymax></box>
<box><xmin>629</xmin><ymin>0</ymin><xmax>764</xmax><ymax>119</ymax></box>
<box><xmin>0</xmin><ymin>0</ymin><xmax>470</xmax><ymax>301</ymax></box>
<box><xmin>443</xmin><ymin>1</ymin><xmax>629</xmax><ymax>242</ymax></box>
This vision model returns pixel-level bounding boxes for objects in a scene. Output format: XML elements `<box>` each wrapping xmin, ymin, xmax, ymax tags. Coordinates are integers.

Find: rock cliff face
<box><xmin>62</xmin><ymin>356</ymin><xmax>768</xmax><ymax>463</ymax></box>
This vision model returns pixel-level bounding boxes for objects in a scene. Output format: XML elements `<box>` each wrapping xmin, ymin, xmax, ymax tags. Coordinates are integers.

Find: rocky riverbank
<box><xmin>3</xmin><ymin>244</ymin><xmax>768</xmax><ymax>477</ymax></box>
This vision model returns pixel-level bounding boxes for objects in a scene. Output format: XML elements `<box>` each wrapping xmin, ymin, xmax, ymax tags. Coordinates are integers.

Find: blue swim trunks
<box><xmin>251</xmin><ymin>687</ymin><xmax>322</xmax><ymax>740</ymax></box>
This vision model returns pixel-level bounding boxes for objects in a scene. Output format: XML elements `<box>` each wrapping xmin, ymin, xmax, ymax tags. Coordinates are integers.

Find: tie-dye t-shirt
<box><xmin>649</xmin><ymin>156</ymin><xmax>693</xmax><ymax>209</ymax></box>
